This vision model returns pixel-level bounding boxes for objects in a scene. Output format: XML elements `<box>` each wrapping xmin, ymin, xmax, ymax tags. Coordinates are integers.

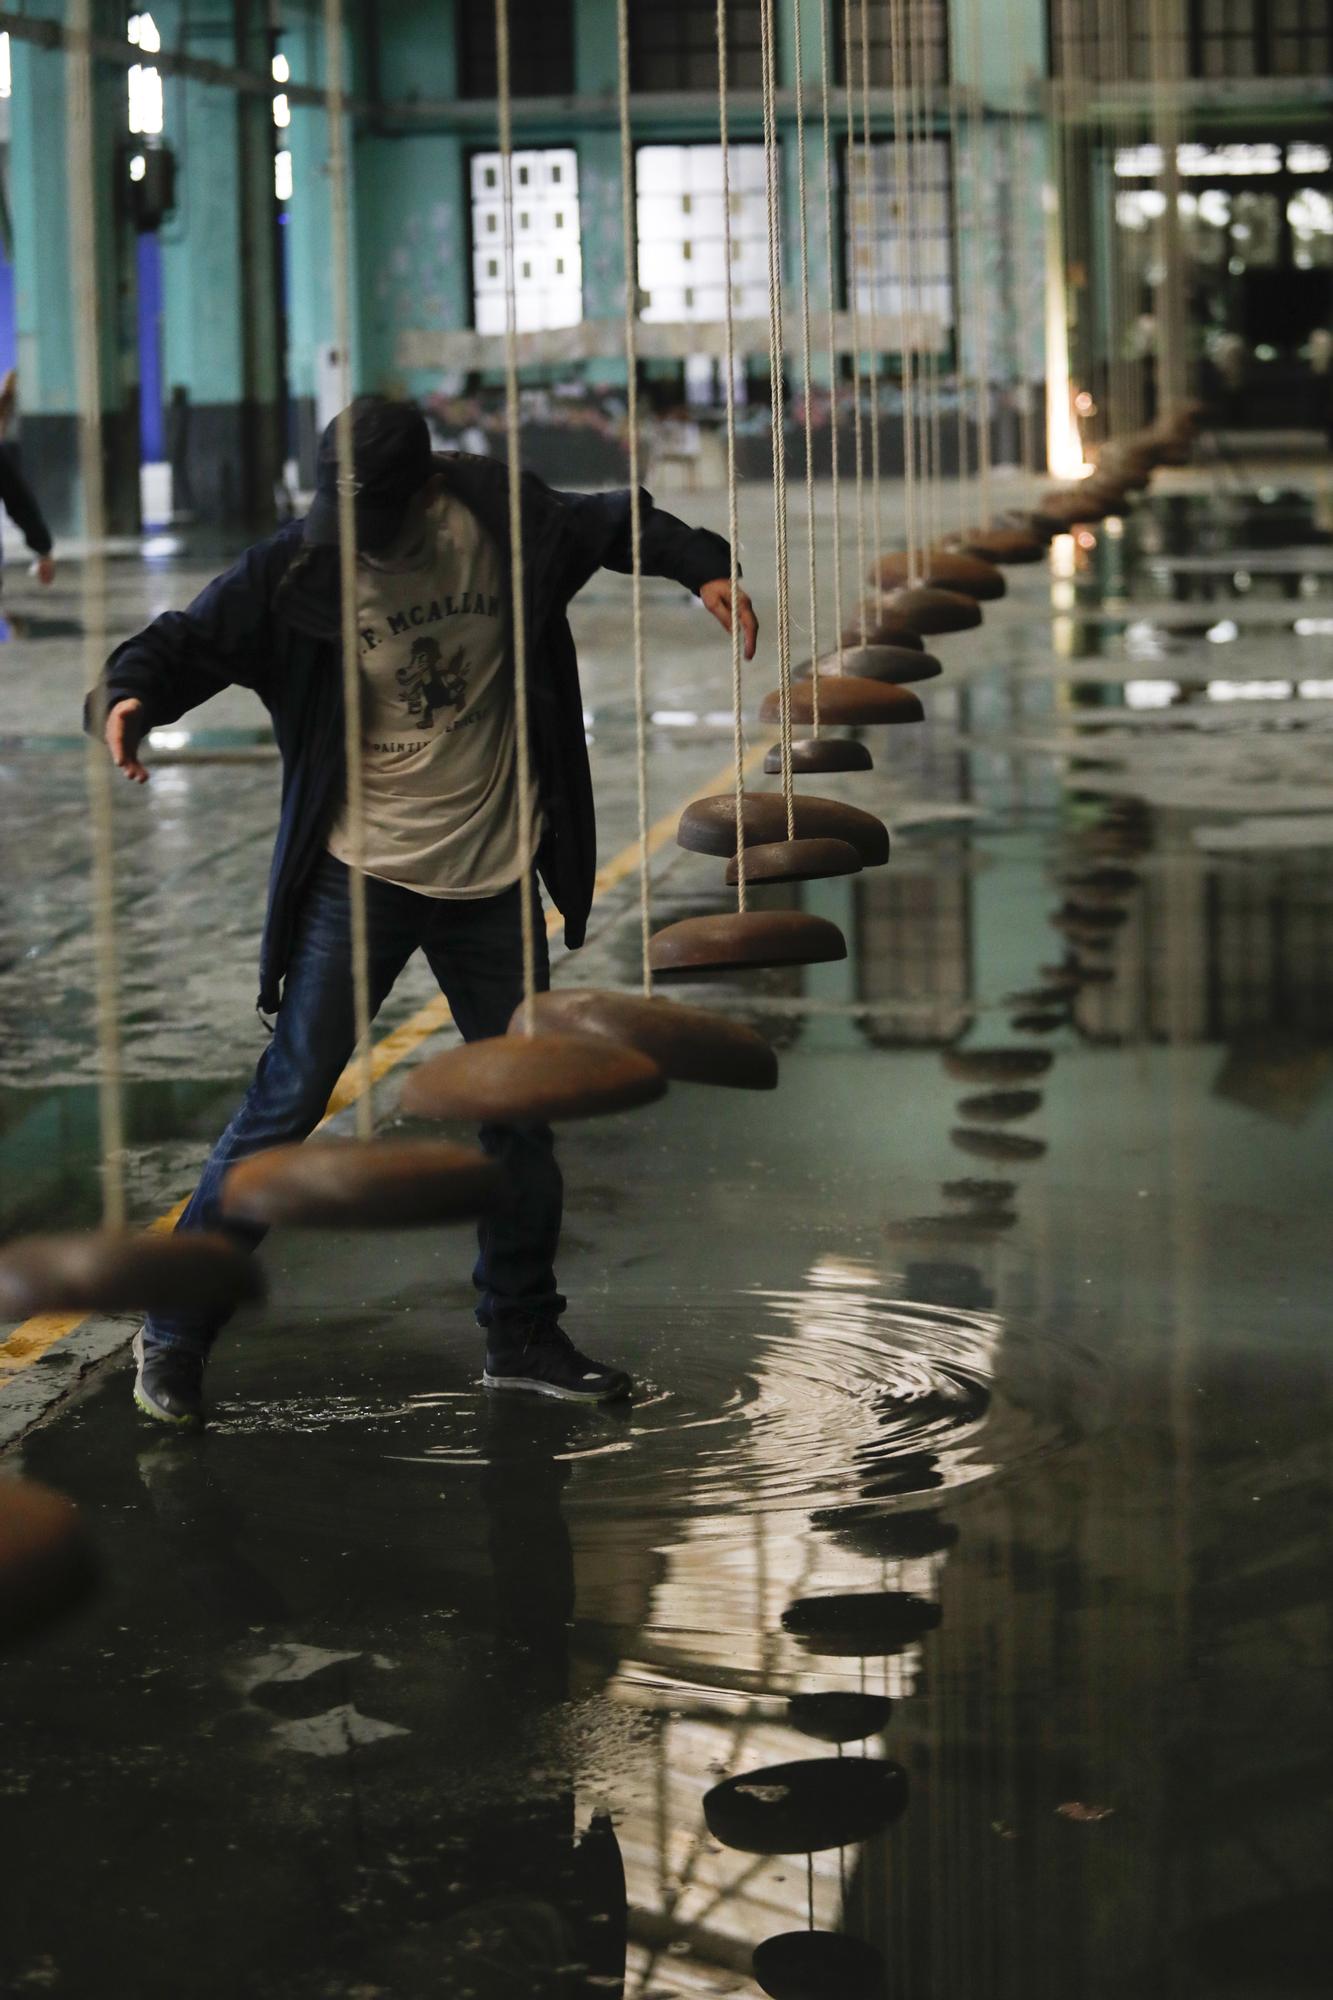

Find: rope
<box><xmin>67</xmin><ymin>0</ymin><xmax>124</xmax><ymax>1228</ymax></box>
<box><xmin>614</xmin><ymin>0</ymin><xmax>651</xmax><ymax>993</ymax></box>
<box><xmin>715</xmin><ymin>0</ymin><xmax>747</xmax><ymax>909</ymax></box>
<box><xmin>817</xmin><ymin>0</ymin><xmax>845</xmax><ymax>675</ymax></box>
<box><xmin>968</xmin><ymin>0</ymin><xmax>995</xmax><ymax>523</ymax></box>
<box><xmin>888</xmin><ymin>0</ymin><xmax>920</xmax><ymax>575</ymax></box>
<box><xmin>859</xmin><ymin>0</ymin><xmax>883</xmax><ymax>574</ymax></box>
<box><xmin>759</xmin><ymin>0</ymin><xmax>795</xmax><ymax>837</ymax></box>
<box><xmin>323</xmin><ymin>0</ymin><xmax>372</xmax><ymax>1135</ymax></box>
<box><xmin>494</xmin><ymin>0</ymin><xmax>539</xmax><ymax>1026</ymax></box>
<box><xmin>843</xmin><ymin>0</ymin><xmax>869</xmax><ymax>638</ymax></box>
<box><xmin>791</xmin><ymin>0</ymin><xmax>822</xmax><ymax>730</ymax></box>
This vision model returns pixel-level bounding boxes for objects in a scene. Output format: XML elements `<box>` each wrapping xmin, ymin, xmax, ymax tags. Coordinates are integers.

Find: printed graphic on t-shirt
<box><xmin>397</xmin><ymin>636</ymin><xmax>468</xmax><ymax>731</ymax></box>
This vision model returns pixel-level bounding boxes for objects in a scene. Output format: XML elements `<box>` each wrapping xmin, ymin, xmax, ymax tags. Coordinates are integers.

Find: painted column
<box><xmin>573</xmin><ymin>0</ymin><xmax>627</xmax><ymax>389</ymax></box>
<box><xmin>9</xmin><ymin>0</ymin><xmax>140</xmax><ymax>537</ymax></box>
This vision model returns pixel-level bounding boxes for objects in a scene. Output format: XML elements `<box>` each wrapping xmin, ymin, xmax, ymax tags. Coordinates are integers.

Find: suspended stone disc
<box><xmin>841</xmin><ymin>611</ymin><xmax>926</xmax><ymax>650</ymax></box>
<box><xmin>402</xmin><ymin>1032</ymin><xmax>665</xmax><ymax>1124</ymax></box>
<box><xmin>786</xmin><ymin>1691</ymin><xmax>894</xmax><ymax>1744</ymax></box>
<box><xmin>951</xmin><ymin>1126</ymin><xmax>1049</xmax><ymax>1162</ymax></box>
<box><xmin>220</xmin><ymin>1139</ymin><xmax>502</xmax><ymax>1229</ymax></box>
<box><xmin>1010</xmin><ymin>1009</ymin><xmax>1068</xmax><ymax>1034</ymax></box>
<box><xmin>955</xmin><ymin>1088</ymin><xmax>1043</xmax><ymax>1124</ymax></box>
<box><xmin>703</xmin><ymin>1756</ymin><xmax>908</xmax><ymax>1854</ymax></box>
<box><xmin>649</xmin><ymin>911</ymin><xmax>847</xmax><ymax>981</ymax></box>
<box><xmin>883</xmin><ymin>585</ymin><xmax>982</xmax><ymax>634</ymax></box>
<box><xmin>1067</xmin><ymin>864</ymin><xmax>1141</xmax><ymax>894</ymax></box>
<box><xmin>943</xmin><ymin>1047</ymin><xmax>1053</xmax><ymax>1083</ymax></box>
<box><xmin>810</xmin><ymin>1503</ymin><xmax>960</xmax><ymax>1561</ymax></box>
<box><xmin>873</xmin><ymin>548</ymin><xmax>1007</xmax><ymax>599</ymax></box>
<box><xmin>727</xmin><ymin>837</ymin><xmax>863</xmax><ymax>886</ymax></box>
<box><xmin>884</xmin><ymin>1209</ymin><xmax>1017</xmax><ymax>1242</ymax></box>
<box><xmin>753</xmin><ymin>1931</ymin><xmax>887</xmax><ymax>2000</ymax></box>
<box><xmin>806</xmin><ymin>643</ymin><xmax>943</xmax><ymax>685</ymax></box>
<box><xmin>515</xmin><ymin>989</ymin><xmax>778</xmax><ymax>1090</ymax></box>
<box><xmin>0</xmin><ymin>1230</ymin><xmax>264</xmax><ymax>1320</ymax></box>
<box><xmin>760</xmin><ymin>678</ymin><xmax>924</xmax><ymax>727</ymax></box>
<box><xmin>782</xmin><ymin>1591</ymin><xmax>943</xmax><ymax>1656</ymax></box>
<box><xmin>1042</xmin><ymin>959</ymin><xmax>1113</xmax><ymax>986</ymax></box>
<box><xmin>0</xmin><ymin>1479</ymin><xmax>99</xmax><ymax>1647</ymax></box>
<box><xmin>940</xmin><ymin>1175</ymin><xmax>1018</xmax><ymax>1208</ymax></box>
<box><xmin>1007</xmin><ymin>979</ymin><xmax>1082</xmax><ymax>1005</ymax></box>
<box><xmin>763</xmin><ymin>737</ymin><xmax>874</xmax><ymax>775</ymax></box>
<box><xmin>949</xmin><ymin>526</ymin><xmax>1045</xmax><ymax>564</ymax></box>
<box><xmin>1053</xmin><ymin>901</ymin><xmax>1129</xmax><ymax>929</ymax></box>
<box><xmin>677</xmin><ymin>792</ymin><xmax>890</xmax><ymax>867</ymax></box>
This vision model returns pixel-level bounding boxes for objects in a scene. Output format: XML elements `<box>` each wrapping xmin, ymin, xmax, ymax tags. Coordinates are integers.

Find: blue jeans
<box><xmin>143</xmin><ymin>854</ymin><xmax>564</xmax><ymax>1361</ymax></box>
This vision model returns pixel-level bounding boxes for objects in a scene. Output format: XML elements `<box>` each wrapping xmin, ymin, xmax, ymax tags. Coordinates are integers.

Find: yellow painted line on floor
<box><xmin>0</xmin><ymin>740</ymin><xmax>765</xmax><ymax>1378</ymax></box>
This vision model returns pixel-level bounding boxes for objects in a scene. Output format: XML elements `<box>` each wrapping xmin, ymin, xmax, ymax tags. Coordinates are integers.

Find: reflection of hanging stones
<box><xmin>951</xmin><ymin>1127</ymin><xmax>1049</xmax><ymax>1163</ymax></box>
<box><xmin>753</xmin><ymin>1930</ymin><xmax>887</xmax><ymax>1999</ymax></box>
<box><xmin>703</xmin><ymin>1756</ymin><xmax>908</xmax><ymax>1854</ymax></box>
<box><xmin>786</xmin><ymin>1691</ymin><xmax>894</xmax><ymax>1744</ymax></box>
<box><xmin>954</xmin><ymin>1088</ymin><xmax>1044</xmax><ymax>1124</ymax></box>
<box><xmin>810</xmin><ymin>1504</ymin><xmax>960</xmax><ymax>1561</ymax></box>
<box><xmin>943</xmin><ymin>1047</ymin><xmax>1053</xmax><ymax>1084</ymax></box>
<box><xmin>782</xmin><ymin>1591</ymin><xmax>943</xmax><ymax>1656</ymax></box>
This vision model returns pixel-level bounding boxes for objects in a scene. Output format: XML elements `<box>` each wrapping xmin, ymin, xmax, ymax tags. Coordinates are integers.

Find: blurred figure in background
<box><xmin>0</xmin><ymin>371</ymin><xmax>56</xmax><ymax>589</ymax></box>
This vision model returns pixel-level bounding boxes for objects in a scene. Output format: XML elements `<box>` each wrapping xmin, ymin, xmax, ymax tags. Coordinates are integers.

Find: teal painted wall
<box><xmin>9</xmin><ymin>23</ymin><xmax>76</xmax><ymax>417</ymax></box>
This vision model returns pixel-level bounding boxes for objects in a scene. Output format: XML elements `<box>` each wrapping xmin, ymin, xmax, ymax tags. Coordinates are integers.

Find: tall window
<box><xmin>628</xmin><ymin>0</ymin><xmax>764</xmax><ymax>91</ymax></box>
<box><xmin>635</xmin><ymin>145</ymin><xmax>770</xmax><ymax>323</ymax></box>
<box><xmin>470</xmin><ymin>150</ymin><xmax>583</xmax><ymax>334</ymax></box>
<box><xmin>1050</xmin><ymin>0</ymin><xmax>1333</xmax><ymax>79</ymax></box>
<box><xmin>459</xmin><ymin>0</ymin><xmax>575</xmax><ymax>98</ymax></box>
<box><xmin>844</xmin><ymin>139</ymin><xmax>954</xmax><ymax>353</ymax></box>
<box><xmin>835</xmin><ymin>0</ymin><xmax>949</xmax><ymax>85</ymax></box>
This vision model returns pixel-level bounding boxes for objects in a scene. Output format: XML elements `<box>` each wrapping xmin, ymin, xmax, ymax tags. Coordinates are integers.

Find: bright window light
<box><xmin>128</xmin><ymin>13</ymin><xmax>163</xmax><ymax>135</ymax></box>
<box><xmin>128</xmin><ymin>12</ymin><xmax>161</xmax><ymax>53</ymax></box>
<box><xmin>1125</xmin><ymin>679</ymin><xmax>1179</xmax><ymax>708</ymax></box>
<box><xmin>272</xmin><ymin>52</ymin><xmax>290</xmax><ymax>83</ymax></box>
<box><xmin>273</xmin><ymin>92</ymin><xmax>291</xmax><ymax>129</ymax></box>
<box><xmin>275</xmin><ymin>150</ymin><xmax>293</xmax><ymax>203</ymax></box>
<box><xmin>471</xmin><ymin>149</ymin><xmax>583</xmax><ymax>333</ymax></box>
<box><xmin>636</xmin><ymin>144</ymin><xmax>769</xmax><ymax>325</ymax></box>
<box><xmin>129</xmin><ymin>154</ymin><xmax>147</xmax><ymax>182</ymax></box>
<box><xmin>0</xmin><ymin>32</ymin><xmax>10</xmax><ymax>100</ymax></box>
<box><xmin>1206</xmin><ymin>680</ymin><xmax>1293</xmax><ymax>702</ymax></box>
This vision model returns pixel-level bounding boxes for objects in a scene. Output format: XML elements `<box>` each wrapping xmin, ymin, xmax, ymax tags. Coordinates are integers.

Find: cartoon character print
<box><xmin>396</xmin><ymin>636</ymin><xmax>469</xmax><ymax>731</ymax></box>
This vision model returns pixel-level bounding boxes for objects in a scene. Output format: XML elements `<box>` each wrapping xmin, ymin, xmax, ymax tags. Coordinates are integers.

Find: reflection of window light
<box><xmin>273</xmin><ymin>92</ymin><xmax>291</xmax><ymax>128</ymax></box>
<box><xmin>0</xmin><ymin>32</ymin><xmax>10</xmax><ymax>100</ymax></box>
<box><xmin>1206</xmin><ymin>619</ymin><xmax>1239</xmax><ymax>643</ymax></box>
<box><xmin>1297</xmin><ymin>679</ymin><xmax>1333</xmax><ymax>698</ymax></box>
<box><xmin>1206</xmin><ymin>680</ymin><xmax>1292</xmax><ymax>701</ymax></box>
<box><xmin>1138</xmin><ymin>189</ymin><xmax>1167</xmax><ymax>218</ymax></box>
<box><xmin>272</xmin><ymin>52</ymin><xmax>290</xmax><ymax>83</ymax></box>
<box><xmin>128</xmin><ymin>62</ymin><xmax>163</xmax><ymax>134</ymax></box>
<box><xmin>128</xmin><ymin>12</ymin><xmax>161</xmax><ymax>52</ymax></box>
<box><xmin>1295</xmin><ymin>618</ymin><xmax>1333</xmax><ymax>636</ymax></box>
<box><xmin>129</xmin><ymin>154</ymin><xmax>147</xmax><ymax>182</ymax></box>
<box><xmin>1125</xmin><ymin>680</ymin><xmax>1179</xmax><ymax>708</ymax></box>
<box><xmin>1288</xmin><ymin>142</ymin><xmax>1331</xmax><ymax>173</ymax></box>
<box><xmin>275</xmin><ymin>150</ymin><xmax>293</xmax><ymax>203</ymax></box>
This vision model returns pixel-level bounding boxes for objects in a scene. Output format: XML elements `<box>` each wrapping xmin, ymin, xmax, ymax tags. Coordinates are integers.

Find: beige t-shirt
<box><xmin>327</xmin><ymin>490</ymin><xmax>540</xmax><ymax>898</ymax></box>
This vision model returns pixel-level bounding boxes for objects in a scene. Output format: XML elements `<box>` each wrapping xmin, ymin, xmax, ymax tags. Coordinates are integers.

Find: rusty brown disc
<box><xmin>807</xmin><ymin>643</ymin><xmax>942</xmax><ymax>685</ymax></box>
<box><xmin>0</xmin><ymin>1230</ymin><xmax>265</xmax><ymax>1319</ymax></box>
<box><xmin>950</xmin><ymin>1127</ymin><xmax>1048</xmax><ymax>1162</ymax></box>
<box><xmin>726</xmin><ymin>837</ymin><xmax>863</xmax><ymax>885</ymax></box>
<box><xmin>514</xmin><ymin>989</ymin><xmax>778</xmax><ymax>1090</ymax></box>
<box><xmin>1039</xmin><ymin>488</ymin><xmax>1108</xmax><ymax>524</ymax></box>
<box><xmin>874</xmin><ymin>549</ymin><xmax>1007</xmax><ymax>599</ymax></box>
<box><xmin>760</xmin><ymin>677</ymin><xmax>924</xmax><ymax>727</ymax></box>
<box><xmin>221</xmin><ymin>1139</ymin><xmax>502</xmax><ymax>1229</ymax></box>
<box><xmin>649</xmin><ymin>911</ymin><xmax>847</xmax><ymax>979</ymax></box>
<box><xmin>955</xmin><ymin>1088</ymin><xmax>1043</xmax><ymax>1124</ymax></box>
<box><xmin>763</xmin><ymin>737</ymin><xmax>874</xmax><ymax>774</ymax></box>
<box><xmin>402</xmin><ymin>1032</ymin><xmax>666</xmax><ymax>1124</ymax></box>
<box><xmin>0</xmin><ymin>1479</ymin><xmax>99</xmax><ymax>1648</ymax></box>
<box><xmin>677</xmin><ymin>792</ymin><xmax>890</xmax><ymax>866</ymax></box>
<box><xmin>841</xmin><ymin>610</ymin><xmax>926</xmax><ymax>650</ymax></box>
<box><xmin>950</xmin><ymin>527</ymin><xmax>1045</xmax><ymax>564</ymax></box>
<box><xmin>942</xmin><ymin>1047</ymin><xmax>1053</xmax><ymax>1083</ymax></box>
<box><xmin>882</xmin><ymin>585</ymin><xmax>983</xmax><ymax>634</ymax></box>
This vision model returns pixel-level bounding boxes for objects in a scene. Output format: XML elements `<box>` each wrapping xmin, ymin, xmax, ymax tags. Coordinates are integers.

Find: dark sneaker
<box><xmin>483</xmin><ymin>1323</ymin><xmax>631</xmax><ymax>1404</ymax></box>
<box><xmin>132</xmin><ymin>1329</ymin><xmax>205</xmax><ymax>1430</ymax></box>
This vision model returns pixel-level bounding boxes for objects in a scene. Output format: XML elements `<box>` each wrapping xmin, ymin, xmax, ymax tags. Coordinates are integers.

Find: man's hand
<box><xmin>34</xmin><ymin>555</ymin><xmax>56</xmax><ymax>587</ymax></box>
<box><xmin>700</xmin><ymin>578</ymin><xmax>758</xmax><ymax>661</ymax></box>
<box><xmin>105</xmin><ymin>697</ymin><xmax>150</xmax><ymax>784</ymax></box>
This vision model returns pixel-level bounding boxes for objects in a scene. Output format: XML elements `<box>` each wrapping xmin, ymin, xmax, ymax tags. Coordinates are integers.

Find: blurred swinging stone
<box><xmin>786</xmin><ymin>1691</ymin><xmax>894</xmax><ymax>1744</ymax></box>
<box><xmin>1011</xmin><ymin>1009</ymin><xmax>1068</xmax><ymax>1034</ymax></box>
<box><xmin>0</xmin><ymin>1479</ymin><xmax>99</xmax><ymax>1647</ymax></box>
<box><xmin>955</xmin><ymin>1088</ymin><xmax>1043</xmax><ymax>1124</ymax></box>
<box><xmin>951</xmin><ymin>1126</ymin><xmax>1048</xmax><ymax>1162</ymax></box>
<box><xmin>402</xmin><ymin>1032</ymin><xmax>665</xmax><ymax>1124</ymax></box>
<box><xmin>782</xmin><ymin>1591</ymin><xmax>943</xmax><ymax>1656</ymax></box>
<box><xmin>515</xmin><ymin>989</ymin><xmax>778</xmax><ymax>1090</ymax></box>
<box><xmin>873</xmin><ymin>548</ymin><xmax>1006</xmax><ymax>599</ymax></box>
<box><xmin>1067</xmin><ymin>864</ymin><xmax>1140</xmax><ymax>893</ymax></box>
<box><xmin>943</xmin><ymin>1046</ymin><xmax>1053</xmax><ymax>1083</ymax></box>
<box><xmin>811</xmin><ymin>1504</ymin><xmax>960</xmax><ymax>1561</ymax></box>
<box><xmin>677</xmin><ymin>792</ymin><xmax>890</xmax><ymax>867</ymax></box>
<box><xmin>841</xmin><ymin>609</ymin><xmax>926</xmax><ymax>650</ymax></box>
<box><xmin>703</xmin><ymin>1757</ymin><xmax>908</xmax><ymax>1855</ymax></box>
<box><xmin>760</xmin><ymin>678</ymin><xmax>925</xmax><ymax>727</ymax></box>
<box><xmin>220</xmin><ymin>1139</ymin><xmax>502</xmax><ymax>1228</ymax></box>
<box><xmin>1042</xmin><ymin>958</ymin><xmax>1112</xmax><ymax>985</ymax></box>
<box><xmin>941</xmin><ymin>1177</ymin><xmax>1018</xmax><ymax>1208</ymax></box>
<box><xmin>753</xmin><ymin>1932</ymin><xmax>887</xmax><ymax>2000</ymax></box>
<box><xmin>763</xmin><ymin>737</ymin><xmax>874</xmax><ymax>775</ymax></box>
<box><xmin>805</xmin><ymin>643</ymin><xmax>943</xmax><ymax>685</ymax></box>
<box><xmin>727</xmin><ymin>837</ymin><xmax>863</xmax><ymax>885</ymax></box>
<box><xmin>649</xmin><ymin>910</ymin><xmax>847</xmax><ymax>980</ymax></box>
<box><xmin>1055</xmin><ymin>901</ymin><xmax>1130</xmax><ymax>929</ymax></box>
<box><xmin>0</xmin><ymin>1230</ymin><xmax>264</xmax><ymax>1320</ymax></box>
<box><xmin>885</xmin><ymin>1210</ymin><xmax>1017</xmax><ymax>1242</ymax></box>
<box><xmin>882</xmin><ymin>584</ymin><xmax>983</xmax><ymax>634</ymax></box>
<box><xmin>949</xmin><ymin>525</ymin><xmax>1045</xmax><ymax>564</ymax></box>
<box><xmin>1008</xmin><ymin>979</ymin><xmax>1081</xmax><ymax>1004</ymax></box>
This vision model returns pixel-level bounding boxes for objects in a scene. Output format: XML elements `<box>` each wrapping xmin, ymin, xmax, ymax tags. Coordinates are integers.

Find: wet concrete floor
<box><xmin>1</xmin><ymin>471</ymin><xmax>1331</xmax><ymax>1996</ymax></box>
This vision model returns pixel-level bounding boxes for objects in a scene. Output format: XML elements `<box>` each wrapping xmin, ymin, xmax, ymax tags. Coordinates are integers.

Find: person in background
<box><xmin>0</xmin><ymin>372</ymin><xmax>57</xmax><ymax>589</ymax></box>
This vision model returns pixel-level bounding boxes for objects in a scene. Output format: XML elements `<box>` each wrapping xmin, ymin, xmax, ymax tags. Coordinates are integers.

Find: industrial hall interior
<box><xmin>0</xmin><ymin>0</ymin><xmax>1330</xmax><ymax>1994</ymax></box>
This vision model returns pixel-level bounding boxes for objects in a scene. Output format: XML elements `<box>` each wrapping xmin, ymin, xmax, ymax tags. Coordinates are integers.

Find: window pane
<box><xmin>470</xmin><ymin>148</ymin><xmax>584</xmax><ymax>331</ymax></box>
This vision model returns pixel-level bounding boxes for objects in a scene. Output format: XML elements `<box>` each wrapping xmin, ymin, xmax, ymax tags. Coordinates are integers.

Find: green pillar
<box><xmin>573</xmin><ymin>0</ymin><xmax>627</xmax><ymax>388</ymax></box>
<box><xmin>9</xmin><ymin>0</ymin><xmax>140</xmax><ymax>537</ymax></box>
<box><xmin>154</xmin><ymin>0</ymin><xmax>283</xmax><ymax>528</ymax></box>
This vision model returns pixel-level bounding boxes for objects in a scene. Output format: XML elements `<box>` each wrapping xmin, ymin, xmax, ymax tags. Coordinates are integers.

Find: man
<box><xmin>0</xmin><ymin>429</ymin><xmax>57</xmax><ymax>590</ymax></box>
<box><xmin>95</xmin><ymin>396</ymin><xmax>757</xmax><ymax>1429</ymax></box>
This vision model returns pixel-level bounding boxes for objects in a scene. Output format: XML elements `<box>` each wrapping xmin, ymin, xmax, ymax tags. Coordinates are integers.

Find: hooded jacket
<box><xmin>90</xmin><ymin>453</ymin><xmax>731</xmax><ymax>1013</ymax></box>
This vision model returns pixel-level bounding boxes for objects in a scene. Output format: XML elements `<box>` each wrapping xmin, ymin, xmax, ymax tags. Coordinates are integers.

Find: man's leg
<box><xmin>136</xmin><ymin>858</ymin><xmax>415</xmax><ymax>1416</ymax></box>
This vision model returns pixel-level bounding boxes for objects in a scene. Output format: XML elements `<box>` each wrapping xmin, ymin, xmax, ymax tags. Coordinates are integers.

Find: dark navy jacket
<box><xmin>0</xmin><ymin>444</ymin><xmax>54</xmax><ymax>562</ymax></box>
<box><xmin>93</xmin><ymin>453</ymin><xmax>730</xmax><ymax>1013</ymax></box>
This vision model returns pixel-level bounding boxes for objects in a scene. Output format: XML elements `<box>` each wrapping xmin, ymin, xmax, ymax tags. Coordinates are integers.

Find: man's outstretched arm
<box><xmin>558</xmin><ymin>484</ymin><xmax>758</xmax><ymax>660</ymax></box>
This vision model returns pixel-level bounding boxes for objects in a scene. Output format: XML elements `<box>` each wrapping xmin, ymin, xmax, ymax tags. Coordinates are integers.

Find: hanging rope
<box><xmin>816</xmin><ymin>0</ymin><xmax>845</xmax><ymax>674</ymax></box>
<box><xmin>967</xmin><ymin>0</ymin><xmax>996</xmax><ymax>523</ymax></box>
<box><xmin>715</xmin><ymin>0</ymin><xmax>748</xmax><ymax>910</ymax></box>
<box><xmin>323</xmin><ymin>0</ymin><xmax>373</xmax><ymax>1134</ymax></box>
<box><xmin>888</xmin><ymin>0</ymin><xmax>920</xmax><ymax>575</ymax></box>
<box><xmin>843</xmin><ymin>0</ymin><xmax>869</xmax><ymax>637</ymax></box>
<box><xmin>614</xmin><ymin>0</ymin><xmax>652</xmax><ymax>993</ymax></box>
<box><xmin>759</xmin><ymin>0</ymin><xmax>796</xmax><ymax>837</ymax></box>
<box><xmin>859</xmin><ymin>0</ymin><xmax>883</xmax><ymax>573</ymax></box>
<box><xmin>67</xmin><ymin>0</ymin><xmax>124</xmax><ymax>1229</ymax></box>
<box><xmin>791</xmin><ymin>0</ymin><xmax>823</xmax><ymax>731</ymax></box>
